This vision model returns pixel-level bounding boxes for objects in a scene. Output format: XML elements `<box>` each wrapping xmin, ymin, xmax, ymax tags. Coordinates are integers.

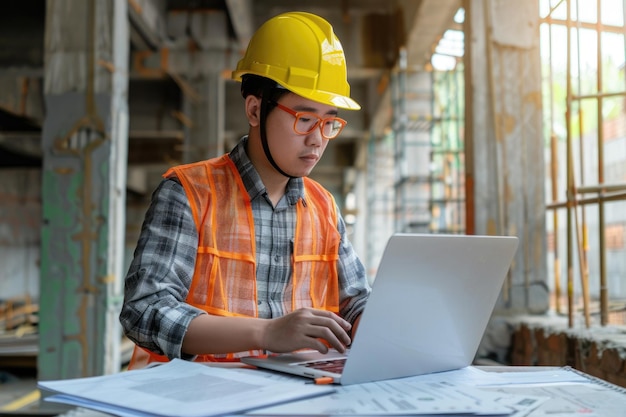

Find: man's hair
<box><xmin>240</xmin><ymin>74</ymin><xmax>289</xmax><ymax>104</ymax></box>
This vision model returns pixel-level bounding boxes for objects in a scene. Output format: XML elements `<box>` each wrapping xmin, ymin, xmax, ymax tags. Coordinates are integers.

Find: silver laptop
<box><xmin>242</xmin><ymin>233</ymin><xmax>519</xmax><ymax>385</ymax></box>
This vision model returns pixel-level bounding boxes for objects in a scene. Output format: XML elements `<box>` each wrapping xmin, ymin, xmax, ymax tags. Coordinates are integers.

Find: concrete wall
<box><xmin>0</xmin><ymin>169</ymin><xmax>41</xmax><ymax>300</ymax></box>
<box><xmin>0</xmin><ymin>167</ymin><xmax>152</xmax><ymax>304</ymax></box>
<box><xmin>509</xmin><ymin>317</ymin><xmax>626</xmax><ymax>388</ymax></box>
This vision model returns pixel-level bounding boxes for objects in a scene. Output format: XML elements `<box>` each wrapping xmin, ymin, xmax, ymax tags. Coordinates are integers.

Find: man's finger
<box><xmin>306</xmin><ymin>323</ymin><xmax>349</xmax><ymax>352</ymax></box>
<box><xmin>310</xmin><ymin>309</ymin><xmax>352</xmax><ymax>331</ymax></box>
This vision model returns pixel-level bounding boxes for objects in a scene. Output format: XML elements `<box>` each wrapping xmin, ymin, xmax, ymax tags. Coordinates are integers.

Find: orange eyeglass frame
<box><xmin>273</xmin><ymin>102</ymin><xmax>347</xmax><ymax>139</ymax></box>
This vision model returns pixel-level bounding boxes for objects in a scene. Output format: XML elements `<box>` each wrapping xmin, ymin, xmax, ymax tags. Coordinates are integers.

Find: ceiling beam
<box><xmin>225</xmin><ymin>0</ymin><xmax>254</xmax><ymax>52</ymax></box>
<box><xmin>128</xmin><ymin>0</ymin><xmax>166</xmax><ymax>51</ymax></box>
<box><xmin>368</xmin><ymin>0</ymin><xmax>462</xmax><ymax>138</ymax></box>
<box><xmin>405</xmin><ymin>0</ymin><xmax>462</xmax><ymax>67</ymax></box>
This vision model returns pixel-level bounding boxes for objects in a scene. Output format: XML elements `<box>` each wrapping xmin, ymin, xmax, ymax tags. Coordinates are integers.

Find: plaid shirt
<box><xmin>120</xmin><ymin>137</ymin><xmax>371</xmax><ymax>359</ymax></box>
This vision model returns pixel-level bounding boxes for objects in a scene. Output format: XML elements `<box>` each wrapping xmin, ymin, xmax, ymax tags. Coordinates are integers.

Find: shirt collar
<box><xmin>229</xmin><ymin>136</ymin><xmax>305</xmax><ymax>206</ymax></box>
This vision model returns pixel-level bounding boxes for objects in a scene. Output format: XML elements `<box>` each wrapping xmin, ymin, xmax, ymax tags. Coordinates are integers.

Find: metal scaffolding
<box><xmin>389</xmin><ymin>60</ymin><xmax>465</xmax><ymax>235</ymax></box>
<box><xmin>430</xmin><ymin>67</ymin><xmax>466</xmax><ymax>234</ymax></box>
<box><xmin>391</xmin><ymin>66</ymin><xmax>433</xmax><ymax>233</ymax></box>
<box><xmin>542</xmin><ymin>0</ymin><xmax>626</xmax><ymax>327</ymax></box>
<box><xmin>365</xmin><ymin>130</ymin><xmax>395</xmax><ymax>282</ymax></box>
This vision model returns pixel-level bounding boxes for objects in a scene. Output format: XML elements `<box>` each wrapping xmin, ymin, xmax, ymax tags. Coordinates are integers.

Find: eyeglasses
<box><xmin>272</xmin><ymin>102</ymin><xmax>347</xmax><ymax>140</ymax></box>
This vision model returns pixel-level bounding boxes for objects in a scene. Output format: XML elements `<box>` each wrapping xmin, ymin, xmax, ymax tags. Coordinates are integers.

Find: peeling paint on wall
<box><xmin>0</xmin><ymin>169</ymin><xmax>41</xmax><ymax>299</ymax></box>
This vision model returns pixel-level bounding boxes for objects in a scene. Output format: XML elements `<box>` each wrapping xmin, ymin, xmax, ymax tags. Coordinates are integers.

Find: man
<box><xmin>120</xmin><ymin>11</ymin><xmax>371</xmax><ymax>369</ymax></box>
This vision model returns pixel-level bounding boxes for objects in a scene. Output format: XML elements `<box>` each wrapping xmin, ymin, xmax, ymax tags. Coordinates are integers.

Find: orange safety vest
<box><xmin>129</xmin><ymin>155</ymin><xmax>341</xmax><ymax>369</ymax></box>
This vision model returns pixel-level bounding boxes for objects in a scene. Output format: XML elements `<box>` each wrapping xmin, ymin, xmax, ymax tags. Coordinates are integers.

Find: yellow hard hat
<box><xmin>232</xmin><ymin>11</ymin><xmax>361</xmax><ymax>110</ymax></box>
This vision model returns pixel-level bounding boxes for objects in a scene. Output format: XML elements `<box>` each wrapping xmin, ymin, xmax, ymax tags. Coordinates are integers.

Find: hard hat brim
<box><xmin>232</xmin><ymin>70</ymin><xmax>361</xmax><ymax>111</ymax></box>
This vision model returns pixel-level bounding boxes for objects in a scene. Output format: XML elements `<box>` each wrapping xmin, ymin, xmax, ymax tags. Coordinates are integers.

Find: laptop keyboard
<box><xmin>303</xmin><ymin>358</ymin><xmax>346</xmax><ymax>373</ymax></box>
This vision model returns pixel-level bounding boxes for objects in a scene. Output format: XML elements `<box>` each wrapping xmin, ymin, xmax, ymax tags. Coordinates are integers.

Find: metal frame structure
<box><xmin>543</xmin><ymin>0</ymin><xmax>626</xmax><ymax>327</ymax></box>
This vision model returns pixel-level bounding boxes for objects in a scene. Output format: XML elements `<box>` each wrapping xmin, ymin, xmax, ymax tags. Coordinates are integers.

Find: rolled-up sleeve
<box><xmin>119</xmin><ymin>179</ymin><xmax>204</xmax><ymax>359</ymax></box>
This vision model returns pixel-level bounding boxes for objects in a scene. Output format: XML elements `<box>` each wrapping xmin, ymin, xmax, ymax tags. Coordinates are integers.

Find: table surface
<box><xmin>44</xmin><ymin>365</ymin><xmax>626</xmax><ymax>417</ymax></box>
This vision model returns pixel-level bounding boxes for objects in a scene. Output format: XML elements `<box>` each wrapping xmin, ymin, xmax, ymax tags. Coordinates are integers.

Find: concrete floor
<box><xmin>0</xmin><ymin>335</ymin><xmax>136</xmax><ymax>415</ymax></box>
<box><xmin>1</xmin><ymin>366</ymin><xmax>44</xmax><ymax>415</ymax></box>
<box><xmin>0</xmin><ymin>368</ymin><xmax>77</xmax><ymax>416</ymax></box>
<box><xmin>1</xmin><ymin>362</ymin><xmax>129</xmax><ymax>417</ymax></box>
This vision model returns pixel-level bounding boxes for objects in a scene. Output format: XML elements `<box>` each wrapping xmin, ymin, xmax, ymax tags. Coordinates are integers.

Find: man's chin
<box><xmin>288</xmin><ymin>167</ymin><xmax>314</xmax><ymax>178</ymax></box>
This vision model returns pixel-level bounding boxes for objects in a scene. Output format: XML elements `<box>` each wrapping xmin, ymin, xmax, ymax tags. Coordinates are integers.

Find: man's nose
<box><xmin>305</xmin><ymin>123</ymin><xmax>324</xmax><ymax>146</ymax></box>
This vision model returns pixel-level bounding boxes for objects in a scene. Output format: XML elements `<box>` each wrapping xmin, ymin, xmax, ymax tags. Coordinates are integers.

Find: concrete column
<box><xmin>465</xmin><ymin>0</ymin><xmax>548</xmax><ymax>314</ymax></box>
<box><xmin>39</xmin><ymin>0</ymin><xmax>129</xmax><ymax>379</ymax></box>
<box><xmin>182</xmin><ymin>73</ymin><xmax>225</xmax><ymax>163</ymax></box>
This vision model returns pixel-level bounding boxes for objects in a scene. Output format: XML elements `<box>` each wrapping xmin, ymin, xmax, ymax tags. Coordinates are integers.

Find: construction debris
<box><xmin>0</xmin><ymin>295</ymin><xmax>38</xmax><ymax>333</ymax></box>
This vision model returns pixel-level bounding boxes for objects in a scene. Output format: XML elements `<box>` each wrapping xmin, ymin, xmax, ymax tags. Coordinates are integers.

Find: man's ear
<box><xmin>245</xmin><ymin>95</ymin><xmax>261</xmax><ymax>127</ymax></box>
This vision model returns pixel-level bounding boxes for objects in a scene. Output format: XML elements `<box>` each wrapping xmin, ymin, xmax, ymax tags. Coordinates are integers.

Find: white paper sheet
<box><xmin>38</xmin><ymin>359</ymin><xmax>334</xmax><ymax>417</ymax></box>
<box><xmin>248</xmin><ymin>376</ymin><xmax>514</xmax><ymax>416</ymax></box>
<box><xmin>482</xmin><ymin>383</ymin><xmax>626</xmax><ymax>417</ymax></box>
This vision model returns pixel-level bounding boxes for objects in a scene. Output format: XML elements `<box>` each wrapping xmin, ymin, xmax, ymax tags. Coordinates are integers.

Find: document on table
<box><xmin>248</xmin><ymin>368</ymin><xmax>549</xmax><ymax>416</ymax></box>
<box><xmin>473</xmin><ymin>368</ymin><xmax>592</xmax><ymax>386</ymax></box>
<box><xmin>248</xmin><ymin>380</ymin><xmax>516</xmax><ymax>416</ymax></box>
<box><xmin>37</xmin><ymin>362</ymin><xmax>626</xmax><ymax>417</ymax></box>
<box><xmin>37</xmin><ymin>359</ymin><xmax>334</xmax><ymax>417</ymax></box>
<box><xmin>481</xmin><ymin>380</ymin><xmax>626</xmax><ymax>417</ymax></box>
<box><xmin>463</xmin><ymin>366</ymin><xmax>626</xmax><ymax>417</ymax></box>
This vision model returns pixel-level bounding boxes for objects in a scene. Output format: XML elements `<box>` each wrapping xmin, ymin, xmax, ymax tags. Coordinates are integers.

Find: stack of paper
<box><xmin>38</xmin><ymin>359</ymin><xmax>334</xmax><ymax>417</ymax></box>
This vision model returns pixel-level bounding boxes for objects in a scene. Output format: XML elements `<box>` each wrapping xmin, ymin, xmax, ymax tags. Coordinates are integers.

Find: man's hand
<box><xmin>262</xmin><ymin>308</ymin><xmax>352</xmax><ymax>354</ymax></box>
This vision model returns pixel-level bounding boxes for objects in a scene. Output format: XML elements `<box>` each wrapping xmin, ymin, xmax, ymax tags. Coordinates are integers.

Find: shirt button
<box><xmin>258</xmin><ymin>300</ymin><xmax>262</xmax><ymax>305</ymax></box>
<box><xmin>274</xmin><ymin>255</ymin><xmax>280</xmax><ymax>262</ymax></box>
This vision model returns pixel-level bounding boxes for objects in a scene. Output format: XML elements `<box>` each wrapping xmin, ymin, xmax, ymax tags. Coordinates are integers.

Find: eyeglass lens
<box><xmin>295</xmin><ymin>114</ymin><xmax>343</xmax><ymax>139</ymax></box>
